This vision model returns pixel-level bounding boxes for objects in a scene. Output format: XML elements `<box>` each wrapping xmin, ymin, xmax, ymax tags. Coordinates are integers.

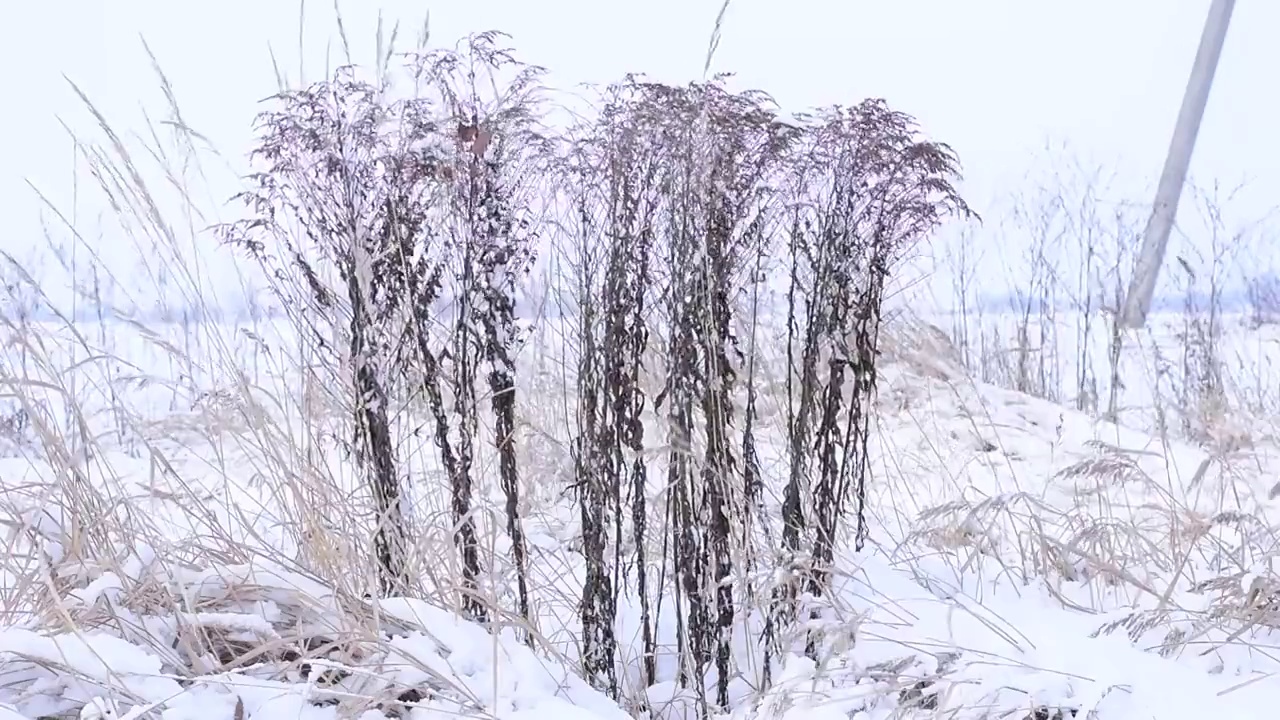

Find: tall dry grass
<box><xmin>0</xmin><ymin>12</ymin><xmax>983</xmax><ymax>720</ymax></box>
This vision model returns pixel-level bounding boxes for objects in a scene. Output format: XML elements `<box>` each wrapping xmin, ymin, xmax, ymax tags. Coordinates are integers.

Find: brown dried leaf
<box><xmin>472</xmin><ymin>128</ymin><xmax>493</xmax><ymax>157</ymax></box>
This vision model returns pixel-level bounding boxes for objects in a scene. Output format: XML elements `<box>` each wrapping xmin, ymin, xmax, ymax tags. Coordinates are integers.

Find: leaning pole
<box><xmin>1120</xmin><ymin>0</ymin><xmax>1236</xmax><ymax>329</ymax></box>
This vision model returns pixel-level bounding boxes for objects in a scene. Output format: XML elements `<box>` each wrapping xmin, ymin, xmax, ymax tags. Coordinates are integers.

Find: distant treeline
<box><xmin>967</xmin><ymin>288</ymin><xmax>1266</xmax><ymax>315</ymax></box>
<box><xmin>5</xmin><ymin>291</ymin><xmax>554</xmax><ymax>325</ymax></box>
<box><xmin>8</xmin><ymin>284</ymin><xmax>1269</xmax><ymax>324</ymax></box>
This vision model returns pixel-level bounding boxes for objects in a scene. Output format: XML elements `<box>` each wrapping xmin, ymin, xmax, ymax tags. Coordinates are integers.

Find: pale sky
<box><xmin>2</xmin><ymin>0</ymin><xmax>1277</xmax><ymax>315</ymax></box>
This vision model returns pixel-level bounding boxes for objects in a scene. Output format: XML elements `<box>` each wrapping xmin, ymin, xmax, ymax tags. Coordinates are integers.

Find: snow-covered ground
<box><xmin>928</xmin><ymin>307</ymin><xmax>1280</xmax><ymax>445</ymax></box>
<box><xmin>5</xmin><ymin>308</ymin><xmax>1280</xmax><ymax>720</ymax></box>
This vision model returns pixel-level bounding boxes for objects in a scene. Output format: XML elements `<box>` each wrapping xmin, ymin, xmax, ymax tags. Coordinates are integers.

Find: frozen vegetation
<box><xmin>5</xmin><ymin>24</ymin><xmax>1280</xmax><ymax>720</ymax></box>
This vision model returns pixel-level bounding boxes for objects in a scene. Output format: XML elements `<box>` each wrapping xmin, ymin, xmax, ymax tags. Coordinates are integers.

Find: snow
<box><xmin>0</xmin><ymin>553</ymin><xmax>627</xmax><ymax>720</ymax></box>
<box><xmin>5</xmin><ymin>310</ymin><xmax>1280</xmax><ymax>720</ymax></box>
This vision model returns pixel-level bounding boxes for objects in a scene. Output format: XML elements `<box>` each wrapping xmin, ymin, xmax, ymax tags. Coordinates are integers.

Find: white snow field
<box><xmin>5</xmin><ymin>304</ymin><xmax>1280</xmax><ymax>720</ymax></box>
<box><xmin>929</xmin><ymin>305</ymin><xmax>1280</xmax><ymax>446</ymax></box>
